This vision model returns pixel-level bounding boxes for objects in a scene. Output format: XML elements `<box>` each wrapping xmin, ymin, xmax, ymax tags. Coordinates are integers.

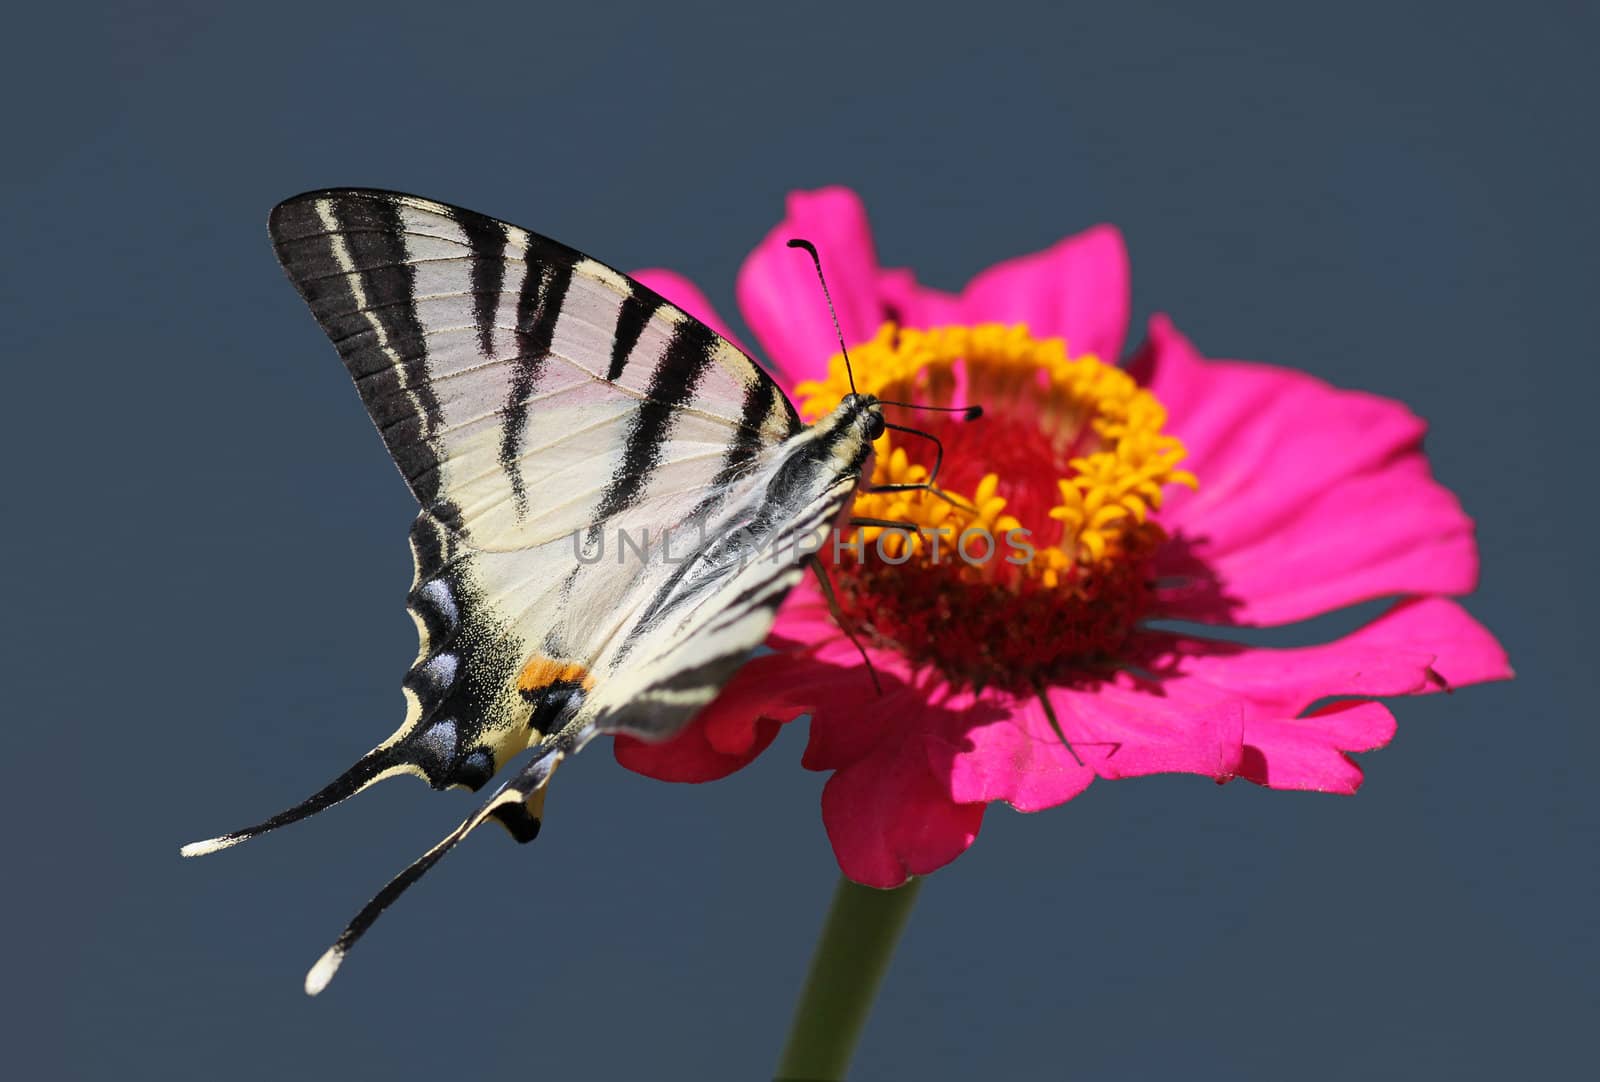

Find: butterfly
<box><xmin>183</xmin><ymin>189</ymin><xmax>909</xmax><ymax>995</ymax></box>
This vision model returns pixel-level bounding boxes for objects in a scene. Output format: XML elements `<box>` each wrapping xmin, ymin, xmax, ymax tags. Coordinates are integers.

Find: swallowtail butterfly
<box><xmin>183</xmin><ymin>190</ymin><xmax>896</xmax><ymax>994</ymax></box>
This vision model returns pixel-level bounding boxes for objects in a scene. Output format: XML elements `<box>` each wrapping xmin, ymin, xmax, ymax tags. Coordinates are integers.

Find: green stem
<box><xmin>775</xmin><ymin>876</ymin><xmax>924</xmax><ymax>1081</ymax></box>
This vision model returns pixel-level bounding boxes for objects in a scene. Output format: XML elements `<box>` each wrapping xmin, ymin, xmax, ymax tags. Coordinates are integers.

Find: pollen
<box><xmin>800</xmin><ymin>323</ymin><xmax>1197</xmax><ymax>690</ymax></box>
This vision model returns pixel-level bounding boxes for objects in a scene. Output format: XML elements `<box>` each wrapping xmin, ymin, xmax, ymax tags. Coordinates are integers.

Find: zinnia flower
<box><xmin>615</xmin><ymin>187</ymin><xmax>1511</xmax><ymax>888</ymax></box>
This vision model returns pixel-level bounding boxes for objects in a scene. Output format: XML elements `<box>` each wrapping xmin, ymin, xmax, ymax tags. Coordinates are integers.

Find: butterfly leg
<box><xmin>1033</xmin><ymin>680</ymin><xmax>1086</xmax><ymax>768</ymax></box>
<box><xmin>862</xmin><ymin>481</ymin><xmax>978</xmax><ymax>514</ymax></box>
<box><xmin>809</xmin><ymin>561</ymin><xmax>882</xmax><ymax>695</ymax></box>
<box><xmin>868</xmin><ymin>423</ymin><xmax>965</xmax><ymax>505</ymax></box>
<box><xmin>848</xmin><ymin>516</ymin><xmax>929</xmax><ymax>532</ymax></box>
<box><xmin>884</xmin><ymin>420</ymin><xmax>946</xmax><ymax>484</ymax></box>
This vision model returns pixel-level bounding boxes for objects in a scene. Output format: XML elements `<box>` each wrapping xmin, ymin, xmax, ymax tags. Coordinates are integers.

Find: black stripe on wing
<box><xmin>499</xmin><ymin>260</ymin><xmax>573</xmax><ymax>519</ymax></box>
<box><xmin>697</xmin><ymin>374</ymin><xmax>788</xmax><ymax>519</ymax></box>
<box><xmin>608</xmin><ymin>291</ymin><xmax>665</xmax><ymax>382</ymax></box>
<box><xmin>269</xmin><ymin>196</ymin><xmax>454</xmax><ymax>523</ymax></box>
<box><xmin>457</xmin><ymin>211</ymin><xmax>508</xmax><ymax>358</ymax></box>
<box><xmin>586</xmin><ymin>317</ymin><xmax>721</xmax><ymax>537</ymax></box>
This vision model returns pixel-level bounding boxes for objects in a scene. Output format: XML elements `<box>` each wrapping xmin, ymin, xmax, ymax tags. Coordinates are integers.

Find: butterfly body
<box><xmin>185</xmin><ymin>190</ymin><xmax>882</xmax><ymax>991</ymax></box>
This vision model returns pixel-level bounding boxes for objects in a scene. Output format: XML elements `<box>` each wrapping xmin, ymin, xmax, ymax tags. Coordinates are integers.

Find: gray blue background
<box><xmin>5</xmin><ymin>2</ymin><xmax>1592</xmax><ymax>1078</ymax></box>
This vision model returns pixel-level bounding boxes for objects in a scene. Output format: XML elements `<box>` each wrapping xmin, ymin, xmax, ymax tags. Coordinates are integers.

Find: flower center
<box><xmin>798</xmin><ymin>323</ymin><xmax>1197</xmax><ymax>691</ymax></box>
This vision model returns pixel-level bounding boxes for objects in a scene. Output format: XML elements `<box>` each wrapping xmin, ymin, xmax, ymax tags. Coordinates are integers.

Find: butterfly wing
<box><xmin>186</xmin><ymin>191</ymin><xmax>877</xmax><ymax>993</ymax></box>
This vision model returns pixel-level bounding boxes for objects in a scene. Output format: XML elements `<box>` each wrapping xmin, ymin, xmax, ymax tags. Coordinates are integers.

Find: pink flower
<box><xmin>615</xmin><ymin>188</ymin><xmax>1511</xmax><ymax>888</ymax></box>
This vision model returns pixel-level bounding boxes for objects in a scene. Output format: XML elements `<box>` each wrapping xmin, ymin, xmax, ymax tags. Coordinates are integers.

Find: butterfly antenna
<box><xmin>879</xmin><ymin>401</ymin><xmax>985</xmax><ymax>422</ymax></box>
<box><xmin>885</xmin><ymin>420</ymin><xmax>948</xmax><ymax>484</ymax></box>
<box><xmin>787</xmin><ymin>238</ymin><xmax>858</xmax><ymax>396</ymax></box>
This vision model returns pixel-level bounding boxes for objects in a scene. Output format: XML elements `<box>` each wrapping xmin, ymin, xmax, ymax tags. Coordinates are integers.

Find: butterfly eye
<box><xmin>866</xmin><ymin>413</ymin><xmax>886</xmax><ymax>441</ymax></box>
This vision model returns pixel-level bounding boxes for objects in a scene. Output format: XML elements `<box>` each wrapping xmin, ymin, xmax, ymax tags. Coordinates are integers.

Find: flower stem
<box><xmin>775</xmin><ymin>876</ymin><xmax>923</xmax><ymax>1081</ymax></box>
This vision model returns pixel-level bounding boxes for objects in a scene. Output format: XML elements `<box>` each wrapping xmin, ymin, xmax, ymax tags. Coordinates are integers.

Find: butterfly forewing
<box><xmin>269</xmin><ymin>191</ymin><xmax>798</xmax><ymax>549</ymax></box>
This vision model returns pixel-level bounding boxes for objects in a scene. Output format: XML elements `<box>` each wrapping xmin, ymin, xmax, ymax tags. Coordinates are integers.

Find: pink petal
<box><xmin>736</xmin><ymin>187</ymin><xmax>885</xmax><ymax>384</ymax></box>
<box><xmin>1133</xmin><ymin>598</ymin><xmax>1511</xmax><ymax>720</ymax></box>
<box><xmin>799</xmin><ymin>679</ymin><xmax>996</xmax><ymax>885</ymax></box>
<box><xmin>765</xmin><ymin>578</ymin><xmax>847</xmax><ymax>651</ymax></box>
<box><xmin>612</xmin><ymin>652</ymin><xmax>825</xmax><ymax>783</ymax></box>
<box><xmin>1136</xmin><ymin>315</ymin><xmax>1425</xmax><ymax>545</ymax></box>
<box><xmin>1135</xmin><ymin>317</ymin><xmax>1480</xmax><ymax>624</ymax></box>
<box><xmin>957</xmin><ymin>223</ymin><xmax>1131</xmax><ymax>361</ymax></box>
<box><xmin>821</xmin><ymin>729</ymin><xmax>985</xmax><ymax>889</ymax></box>
<box><xmin>1336</xmin><ymin>596</ymin><xmax>1513</xmax><ymax>689</ymax></box>
<box><xmin>1154</xmin><ymin>454</ymin><xmax>1479</xmax><ymax>625</ymax></box>
<box><xmin>627</xmin><ymin>268</ymin><xmax>755</xmax><ymax>358</ymax></box>
<box><xmin>876</xmin><ymin>267</ymin><xmax>965</xmax><ymax>328</ymax></box>
<box><xmin>766</xmin><ymin>578</ymin><xmax>919</xmax><ymax>671</ymax></box>
<box><xmin>611</xmin><ymin>721</ymin><xmax>782</xmax><ymax>784</ymax></box>
<box><xmin>796</xmin><ymin>642</ymin><xmax>941</xmax><ymax>773</ymax></box>
<box><xmin>933</xmin><ymin>693</ymin><xmax>1095</xmax><ymax>812</ymax></box>
<box><xmin>800</xmin><ymin>685</ymin><xmax>909</xmax><ymax>774</ymax></box>
<box><xmin>935</xmin><ymin>679</ymin><xmax>1245</xmax><ymax>812</ymax></box>
<box><xmin>1055</xmin><ymin>682</ymin><xmax>1246</xmax><ymax>780</ymax></box>
<box><xmin>1238</xmin><ymin>701</ymin><xmax>1398</xmax><ymax>794</ymax></box>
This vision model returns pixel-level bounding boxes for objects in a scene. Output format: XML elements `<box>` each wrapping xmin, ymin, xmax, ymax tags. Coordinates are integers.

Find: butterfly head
<box><xmin>839</xmin><ymin>392</ymin><xmax>886</xmax><ymax>441</ymax></box>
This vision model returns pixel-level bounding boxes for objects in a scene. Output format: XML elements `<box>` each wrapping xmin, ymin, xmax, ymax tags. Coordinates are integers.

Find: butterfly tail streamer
<box><xmin>305</xmin><ymin>743</ymin><xmax>567</xmax><ymax>996</ymax></box>
<box><xmin>180</xmin><ymin>747</ymin><xmax>418</xmax><ymax>858</ymax></box>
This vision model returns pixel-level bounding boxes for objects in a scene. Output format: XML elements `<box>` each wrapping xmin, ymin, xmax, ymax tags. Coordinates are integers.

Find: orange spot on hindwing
<box><xmin>516</xmin><ymin>655</ymin><xmax>596</xmax><ymax>695</ymax></box>
<box><xmin>516</xmin><ymin>655</ymin><xmax>596</xmax><ymax>739</ymax></box>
